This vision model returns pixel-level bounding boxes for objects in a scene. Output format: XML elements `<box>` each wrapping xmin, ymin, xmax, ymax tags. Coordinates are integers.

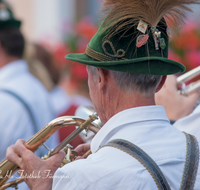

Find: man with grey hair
<box><xmin>5</xmin><ymin>0</ymin><xmax>200</xmax><ymax>189</ymax></box>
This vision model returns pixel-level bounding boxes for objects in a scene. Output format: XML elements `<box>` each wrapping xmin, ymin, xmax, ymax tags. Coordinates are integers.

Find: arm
<box><xmin>6</xmin><ymin>141</ymin><xmax>90</xmax><ymax>190</ymax></box>
<box><xmin>155</xmin><ymin>75</ymin><xmax>200</xmax><ymax>121</ymax></box>
<box><xmin>6</xmin><ymin>139</ymin><xmax>65</xmax><ymax>190</ymax></box>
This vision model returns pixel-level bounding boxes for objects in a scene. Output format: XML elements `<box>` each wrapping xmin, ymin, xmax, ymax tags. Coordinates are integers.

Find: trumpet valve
<box><xmin>41</xmin><ymin>154</ymin><xmax>49</xmax><ymax>160</ymax></box>
<box><xmin>178</xmin><ymin>82</ymin><xmax>187</xmax><ymax>95</ymax></box>
<box><xmin>61</xmin><ymin>145</ymin><xmax>79</xmax><ymax>166</ymax></box>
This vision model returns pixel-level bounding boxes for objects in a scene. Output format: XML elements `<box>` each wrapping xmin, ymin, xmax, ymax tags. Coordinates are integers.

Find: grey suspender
<box><xmin>180</xmin><ymin>132</ymin><xmax>199</xmax><ymax>190</ymax></box>
<box><xmin>102</xmin><ymin>133</ymin><xmax>199</xmax><ymax>190</ymax></box>
<box><xmin>102</xmin><ymin>139</ymin><xmax>171</xmax><ymax>190</ymax></box>
<box><xmin>0</xmin><ymin>89</ymin><xmax>38</xmax><ymax>134</ymax></box>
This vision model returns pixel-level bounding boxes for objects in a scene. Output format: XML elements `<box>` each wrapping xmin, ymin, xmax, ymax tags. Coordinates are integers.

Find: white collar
<box><xmin>91</xmin><ymin>106</ymin><xmax>169</xmax><ymax>153</ymax></box>
<box><xmin>193</xmin><ymin>104</ymin><xmax>200</xmax><ymax>114</ymax></box>
<box><xmin>0</xmin><ymin>60</ymin><xmax>28</xmax><ymax>85</ymax></box>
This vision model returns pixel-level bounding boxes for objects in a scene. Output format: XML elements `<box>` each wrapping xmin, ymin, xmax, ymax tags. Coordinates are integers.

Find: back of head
<box><xmin>89</xmin><ymin>64</ymin><xmax>161</xmax><ymax>97</ymax></box>
<box><xmin>0</xmin><ymin>27</ymin><xmax>24</xmax><ymax>58</ymax></box>
<box><xmin>110</xmin><ymin>71</ymin><xmax>162</xmax><ymax>97</ymax></box>
<box><xmin>0</xmin><ymin>0</ymin><xmax>24</xmax><ymax>58</ymax></box>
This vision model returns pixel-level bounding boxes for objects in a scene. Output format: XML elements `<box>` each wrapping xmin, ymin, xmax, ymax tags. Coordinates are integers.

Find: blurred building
<box><xmin>7</xmin><ymin>0</ymin><xmax>101</xmax><ymax>45</ymax></box>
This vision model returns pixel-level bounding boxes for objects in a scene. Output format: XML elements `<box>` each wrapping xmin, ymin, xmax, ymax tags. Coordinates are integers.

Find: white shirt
<box><xmin>50</xmin><ymin>86</ymin><xmax>72</xmax><ymax>116</ymax></box>
<box><xmin>50</xmin><ymin>87</ymin><xmax>93</xmax><ymax>117</ymax></box>
<box><xmin>0</xmin><ymin>60</ymin><xmax>59</xmax><ymax>189</ymax></box>
<box><xmin>53</xmin><ymin>106</ymin><xmax>200</xmax><ymax>190</ymax></box>
<box><xmin>174</xmin><ymin>105</ymin><xmax>200</xmax><ymax>141</ymax></box>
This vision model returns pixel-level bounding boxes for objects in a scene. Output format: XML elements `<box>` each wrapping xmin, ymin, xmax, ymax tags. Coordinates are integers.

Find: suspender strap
<box><xmin>102</xmin><ymin>139</ymin><xmax>171</xmax><ymax>190</ymax></box>
<box><xmin>180</xmin><ymin>132</ymin><xmax>199</xmax><ymax>190</ymax></box>
<box><xmin>0</xmin><ymin>89</ymin><xmax>38</xmax><ymax>134</ymax></box>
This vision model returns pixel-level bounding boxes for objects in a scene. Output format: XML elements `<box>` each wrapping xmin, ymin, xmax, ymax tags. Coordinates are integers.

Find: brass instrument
<box><xmin>177</xmin><ymin>66</ymin><xmax>200</xmax><ymax>95</ymax></box>
<box><xmin>0</xmin><ymin>111</ymin><xmax>101</xmax><ymax>190</ymax></box>
<box><xmin>75</xmin><ymin>106</ymin><xmax>103</xmax><ymax>143</ymax></box>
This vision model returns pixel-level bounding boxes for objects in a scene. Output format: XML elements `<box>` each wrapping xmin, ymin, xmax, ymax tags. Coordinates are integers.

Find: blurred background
<box><xmin>7</xmin><ymin>0</ymin><xmax>102</xmax><ymax>72</ymax></box>
<box><xmin>4</xmin><ymin>0</ymin><xmax>103</xmax><ymax>146</ymax></box>
<box><xmin>7</xmin><ymin>0</ymin><xmax>101</xmax><ymax>44</ymax></box>
<box><xmin>168</xmin><ymin>6</ymin><xmax>200</xmax><ymax>81</ymax></box>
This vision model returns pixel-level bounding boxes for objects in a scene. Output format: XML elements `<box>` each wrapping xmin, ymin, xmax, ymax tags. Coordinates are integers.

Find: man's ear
<box><xmin>155</xmin><ymin>75</ymin><xmax>167</xmax><ymax>93</ymax></box>
<box><xmin>97</xmin><ymin>68</ymin><xmax>108</xmax><ymax>89</ymax></box>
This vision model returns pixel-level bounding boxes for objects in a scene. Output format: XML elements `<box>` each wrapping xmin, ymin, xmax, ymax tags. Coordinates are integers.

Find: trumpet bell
<box><xmin>177</xmin><ymin>66</ymin><xmax>200</xmax><ymax>95</ymax></box>
<box><xmin>75</xmin><ymin>106</ymin><xmax>102</xmax><ymax>137</ymax></box>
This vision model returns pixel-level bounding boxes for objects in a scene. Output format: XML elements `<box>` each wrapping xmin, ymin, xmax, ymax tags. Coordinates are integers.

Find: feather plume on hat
<box><xmin>102</xmin><ymin>0</ymin><xmax>200</xmax><ymax>39</ymax></box>
<box><xmin>65</xmin><ymin>0</ymin><xmax>199</xmax><ymax>75</ymax></box>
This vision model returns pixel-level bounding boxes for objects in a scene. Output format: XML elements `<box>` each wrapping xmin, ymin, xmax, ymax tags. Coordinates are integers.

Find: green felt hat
<box><xmin>0</xmin><ymin>0</ymin><xmax>21</xmax><ymax>30</ymax></box>
<box><xmin>65</xmin><ymin>18</ymin><xmax>185</xmax><ymax>75</ymax></box>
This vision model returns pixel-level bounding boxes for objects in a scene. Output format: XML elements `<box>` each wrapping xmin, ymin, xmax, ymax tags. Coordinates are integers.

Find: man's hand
<box><xmin>74</xmin><ymin>143</ymin><xmax>90</xmax><ymax>160</ymax></box>
<box><xmin>155</xmin><ymin>75</ymin><xmax>200</xmax><ymax>121</ymax></box>
<box><xmin>6</xmin><ymin>139</ymin><xmax>65</xmax><ymax>190</ymax></box>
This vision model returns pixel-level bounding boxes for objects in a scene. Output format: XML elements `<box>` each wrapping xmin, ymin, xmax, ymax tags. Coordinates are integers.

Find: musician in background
<box><xmin>6</xmin><ymin>0</ymin><xmax>200</xmax><ymax>189</ymax></box>
<box><xmin>55</xmin><ymin>63</ymin><xmax>93</xmax><ymax>146</ymax></box>
<box><xmin>0</xmin><ymin>1</ymin><xmax>58</xmax><ymax>189</ymax></box>
<box><xmin>24</xmin><ymin>43</ymin><xmax>61</xmax><ymax>92</ymax></box>
<box><xmin>156</xmin><ymin>75</ymin><xmax>200</xmax><ymax>140</ymax></box>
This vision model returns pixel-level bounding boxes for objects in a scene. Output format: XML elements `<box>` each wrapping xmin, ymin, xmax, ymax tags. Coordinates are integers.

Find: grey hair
<box><xmin>88</xmin><ymin>66</ymin><xmax>162</xmax><ymax>97</ymax></box>
<box><xmin>110</xmin><ymin>70</ymin><xmax>162</xmax><ymax>97</ymax></box>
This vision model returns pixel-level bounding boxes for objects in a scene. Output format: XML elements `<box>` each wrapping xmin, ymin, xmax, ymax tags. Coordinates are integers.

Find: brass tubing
<box><xmin>0</xmin><ymin>115</ymin><xmax>99</xmax><ymax>188</ymax></box>
<box><xmin>177</xmin><ymin>66</ymin><xmax>200</xmax><ymax>84</ymax></box>
<box><xmin>50</xmin><ymin>128</ymin><xmax>83</xmax><ymax>157</ymax></box>
<box><xmin>50</xmin><ymin>113</ymin><xmax>98</xmax><ymax>157</ymax></box>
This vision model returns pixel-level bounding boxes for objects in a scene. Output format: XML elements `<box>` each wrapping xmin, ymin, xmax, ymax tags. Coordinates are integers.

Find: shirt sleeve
<box><xmin>173</xmin><ymin>110</ymin><xmax>200</xmax><ymax>141</ymax></box>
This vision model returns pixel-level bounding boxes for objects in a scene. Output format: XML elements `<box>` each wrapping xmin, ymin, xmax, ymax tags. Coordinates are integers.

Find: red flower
<box><xmin>53</xmin><ymin>45</ymin><xmax>69</xmax><ymax>67</ymax></box>
<box><xmin>185</xmin><ymin>50</ymin><xmax>200</xmax><ymax>69</ymax></box>
<box><xmin>76</xmin><ymin>18</ymin><xmax>98</xmax><ymax>40</ymax></box>
<box><xmin>168</xmin><ymin>49</ymin><xmax>183</xmax><ymax>63</ymax></box>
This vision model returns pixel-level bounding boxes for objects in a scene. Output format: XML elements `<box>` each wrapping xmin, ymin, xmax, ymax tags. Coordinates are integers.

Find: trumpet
<box><xmin>177</xmin><ymin>66</ymin><xmax>200</xmax><ymax>95</ymax></box>
<box><xmin>0</xmin><ymin>110</ymin><xmax>101</xmax><ymax>190</ymax></box>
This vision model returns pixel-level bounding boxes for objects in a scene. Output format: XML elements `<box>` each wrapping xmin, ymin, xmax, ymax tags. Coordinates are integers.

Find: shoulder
<box><xmin>0</xmin><ymin>91</ymin><xmax>28</xmax><ymax>113</ymax></box>
<box><xmin>174</xmin><ymin>111</ymin><xmax>200</xmax><ymax>141</ymax></box>
<box><xmin>1</xmin><ymin>71</ymin><xmax>52</xmax><ymax>105</ymax></box>
<box><xmin>0</xmin><ymin>91</ymin><xmax>34</xmax><ymax>132</ymax></box>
